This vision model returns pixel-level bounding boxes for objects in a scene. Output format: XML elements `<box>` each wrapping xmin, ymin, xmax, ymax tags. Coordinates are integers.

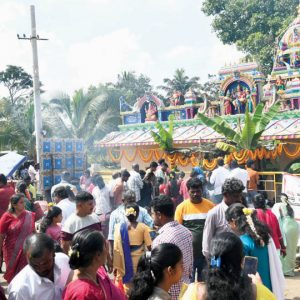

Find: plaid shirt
<box><xmin>152</xmin><ymin>221</ymin><xmax>193</xmax><ymax>300</ymax></box>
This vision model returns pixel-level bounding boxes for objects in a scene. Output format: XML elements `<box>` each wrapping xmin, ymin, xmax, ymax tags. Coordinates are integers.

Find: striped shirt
<box><xmin>152</xmin><ymin>221</ymin><xmax>193</xmax><ymax>300</ymax></box>
<box><xmin>175</xmin><ymin>198</ymin><xmax>214</xmax><ymax>259</ymax></box>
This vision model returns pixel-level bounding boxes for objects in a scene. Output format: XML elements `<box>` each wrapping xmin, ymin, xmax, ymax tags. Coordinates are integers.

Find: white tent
<box><xmin>0</xmin><ymin>152</ymin><xmax>27</xmax><ymax>177</ymax></box>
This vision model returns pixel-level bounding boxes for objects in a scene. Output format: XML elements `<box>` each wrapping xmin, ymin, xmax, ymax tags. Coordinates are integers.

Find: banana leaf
<box><xmin>241</xmin><ymin>105</ymin><xmax>256</xmax><ymax>149</ymax></box>
<box><xmin>216</xmin><ymin>142</ymin><xmax>237</xmax><ymax>153</ymax></box>
<box><xmin>197</xmin><ymin>113</ymin><xmax>240</xmax><ymax>143</ymax></box>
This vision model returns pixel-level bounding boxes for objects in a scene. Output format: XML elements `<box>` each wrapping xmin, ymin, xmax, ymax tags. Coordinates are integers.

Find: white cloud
<box><xmin>0</xmin><ymin>1</ymin><xmax>26</xmax><ymax>23</ymax></box>
<box><xmin>165</xmin><ymin>46</ymin><xmax>195</xmax><ymax>60</ymax></box>
<box><xmin>66</xmin><ymin>28</ymin><xmax>153</xmax><ymax>89</ymax></box>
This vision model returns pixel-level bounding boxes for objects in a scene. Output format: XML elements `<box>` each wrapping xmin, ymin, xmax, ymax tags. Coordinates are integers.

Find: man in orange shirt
<box><xmin>175</xmin><ymin>177</ymin><xmax>214</xmax><ymax>281</ymax></box>
<box><xmin>246</xmin><ymin>159</ymin><xmax>259</xmax><ymax>204</ymax></box>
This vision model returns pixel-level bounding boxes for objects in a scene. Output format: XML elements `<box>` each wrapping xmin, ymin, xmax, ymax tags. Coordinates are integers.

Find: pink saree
<box><xmin>0</xmin><ymin>210</ymin><xmax>35</xmax><ymax>282</ymax></box>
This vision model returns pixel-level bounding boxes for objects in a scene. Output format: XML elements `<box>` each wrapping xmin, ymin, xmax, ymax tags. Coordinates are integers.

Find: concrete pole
<box><xmin>30</xmin><ymin>5</ymin><xmax>42</xmax><ymax>165</ymax></box>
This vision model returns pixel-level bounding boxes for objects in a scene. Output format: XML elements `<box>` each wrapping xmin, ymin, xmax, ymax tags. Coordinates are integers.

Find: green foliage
<box><xmin>202</xmin><ymin>0</ymin><xmax>298</xmax><ymax>74</ymax></box>
<box><xmin>158</xmin><ymin>69</ymin><xmax>200</xmax><ymax>104</ymax></box>
<box><xmin>43</xmin><ymin>87</ymin><xmax>121</xmax><ymax>151</ymax></box>
<box><xmin>197</xmin><ymin>101</ymin><xmax>281</xmax><ymax>151</ymax></box>
<box><xmin>0</xmin><ymin>65</ymin><xmax>33</xmax><ymax>105</ymax></box>
<box><xmin>150</xmin><ymin>115</ymin><xmax>174</xmax><ymax>151</ymax></box>
<box><xmin>113</xmin><ymin>71</ymin><xmax>153</xmax><ymax>105</ymax></box>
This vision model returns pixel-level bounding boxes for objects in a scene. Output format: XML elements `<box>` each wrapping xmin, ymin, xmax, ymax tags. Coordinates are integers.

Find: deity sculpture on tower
<box><xmin>145</xmin><ymin>101</ymin><xmax>158</xmax><ymax>122</ymax></box>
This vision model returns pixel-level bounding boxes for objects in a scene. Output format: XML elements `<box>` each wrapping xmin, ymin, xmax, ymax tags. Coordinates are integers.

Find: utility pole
<box><xmin>17</xmin><ymin>5</ymin><xmax>48</xmax><ymax>167</ymax></box>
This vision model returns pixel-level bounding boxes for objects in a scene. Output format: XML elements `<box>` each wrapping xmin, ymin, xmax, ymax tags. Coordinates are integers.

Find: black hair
<box><xmin>54</xmin><ymin>186</ymin><xmax>69</xmax><ymax>199</ymax></box>
<box><xmin>280</xmin><ymin>193</ymin><xmax>294</xmax><ymax>218</ymax></box>
<box><xmin>225</xmin><ymin>203</ymin><xmax>270</xmax><ymax>247</ymax></box>
<box><xmin>230</xmin><ymin>160</ymin><xmax>239</xmax><ymax>169</ymax></box>
<box><xmin>205</xmin><ymin>232</ymin><xmax>253</xmax><ymax>300</ymax></box>
<box><xmin>139</xmin><ymin>170</ymin><xmax>146</xmax><ymax>179</ymax></box>
<box><xmin>179</xmin><ymin>171</ymin><xmax>185</xmax><ymax>178</ymax></box>
<box><xmin>84</xmin><ymin>169</ymin><xmax>90</xmax><ymax>176</ymax></box>
<box><xmin>69</xmin><ymin>229</ymin><xmax>105</xmax><ymax>269</ymax></box>
<box><xmin>190</xmin><ymin>170</ymin><xmax>199</xmax><ymax>178</ymax></box>
<box><xmin>16</xmin><ymin>181</ymin><xmax>27</xmax><ymax>194</ymax></box>
<box><xmin>246</xmin><ymin>159</ymin><xmax>255</xmax><ymax>168</ymax></box>
<box><xmin>95</xmin><ymin>175</ymin><xmax>105</xmax><ymax>189</ymax></box>
<box><xmin>75</xmin><ymin>191</ymin><xmax>94</xmax><ymax>204</ymax></box>
<box><xmin>168</xmin><ymin>171</ymin><xmax>179</xmax><ymax>198</ymax></box>
<box><xmin>186</xmin><ymin>177</ymin><xmax>203</xmax><ymax>190</ymax></box>
<box><xmin>158</xmin><ymin>158</ymin><xmax>165</xmax><ymax>165</ymax></box>
<box><xmin>8</xmin><ymin>193</ymin><xmax>25</xmax><ymax>213</ymax></box>
<box><xmin>150</xmin><ymin>195</ymin><xmax>174</xmax><ymax>218</ymax></box>
<box><xmin>150</xmin><ymin>161</ymin><xmax>158</xmax><ymax>168</ymax></box>
<box><xmin>24</xmin><ymin>233</ymin><xmax>55</xmax><ymax>258</ymax></box>
<box><xmin>23</xmin><ymin>174</ymin><xmax>32</xmax><ymax>182</ymax></box>
<box><xmin>217</xmin><ymin>157</ymin><xmax>224</xmax><ymax>166</ymax></box>
<box><xmin>161</xmin><ymin>162</ymin><xmax>169</xmax><ymax>168</ymax></box>
<box><xmin>125</xmin><ymin>203</ymin><xmax>140</xmax><ymax>222</ymax></box>
<box><xmin>157</xmin><ymin>177</ymin><xmax>164</xmax><ymax>184</ymax></box>
<box><xmin>40</xmin><ymin>206</ymin><xmax>62</xmax><ymax>233</ymax></box>
<box><xmin>121</xmin><ymin>169</ymin><xmax>130</xmax><ymax>178</ymax></box>
<box><xmin>0</xmin><ymin>174</ymin><xmax>7</xmax><ymax>185</ymax></box>
<box><xmin>112</xmin><ymin>172</ymin><xmax>121</xmax><ymax>179</ymax></box>
<box><xmin>222</xmin><ymin>178</ymin><xmax>244</xmax><ymax>195</ymax></box>
<box><xmin>128</xmin><ymin>243</ymin><xmax>182</xmax><ymax>300</ymax></box>
<box><xmin>253</xmin><ymin>193</ymin><xmax>266</xmax><ymax>210</ymax></box>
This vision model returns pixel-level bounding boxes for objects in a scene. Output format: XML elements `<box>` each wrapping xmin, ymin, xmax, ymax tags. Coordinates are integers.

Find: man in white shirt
<box><xmin>54</xmin><ymin>186</ymin><xmax>76</xmax><ymax>226</ymax></box>
<box><xmin>155</xmin><ymin>162</ymin><xmax>168</xmax><ymax>184</ymax></box>
<box><xmin>128</xmin><ymin>163</ymin><xmax>143</xmax><ymax>203</ymax></box>
<box><xmin>28</xmin><ymin>161</ymin><xmax>37</xmax><ymax>182</ymax></box>
<box><xmin>209</xmin><ymin>158</ymin><xmax>230</xmax><ymax>204</ymax></box>
<box><xmin>51</xmin><ymin>171</ymin><xmax>77</xmax><ymax>201</ymax></box>
<box><xmin>8</xmin><ymin>233</ymin><xmax>71</xmax><ymax>300</ymax></box>
<box><xmin>228</xmin><ymin>160</ymin><xmax>249</xmax><ymax>196</ymax></box>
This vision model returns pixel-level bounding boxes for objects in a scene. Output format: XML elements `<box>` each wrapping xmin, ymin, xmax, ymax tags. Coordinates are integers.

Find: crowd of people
<box><xmin>0</xmin><ymin>157</ymin><xmax>298</xmax><ymax>300</ymax></box>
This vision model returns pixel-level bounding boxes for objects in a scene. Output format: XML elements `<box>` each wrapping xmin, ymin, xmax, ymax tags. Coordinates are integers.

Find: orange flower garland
<box><xmin>107</xmin><ymin>143</ymin><xmax>299</xmax><ymax>170</ymax></box>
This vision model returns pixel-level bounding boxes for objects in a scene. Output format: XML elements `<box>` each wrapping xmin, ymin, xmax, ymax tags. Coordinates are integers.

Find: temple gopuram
<box><xmin>97</xmin><ymin>8</ymin><xmax>300</xmax><ymax>174</ymax></box>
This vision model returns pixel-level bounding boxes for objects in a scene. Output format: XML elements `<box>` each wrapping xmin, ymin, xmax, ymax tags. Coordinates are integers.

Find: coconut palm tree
<box><xmin>158</xmin><ymin>68</ymin><xmax>201</xmax><ymax>99</ymax></box>
<box><xmin>197</xmin><ymin>101</ymin><xmax>281</xmax><ymax>152</ymax></box>
<box><xmin>0</xmin><ymin>98</ymin><xmax>37</xmax><ymax>156</ymax></box>
<box><xmin>43</xmin><ymin>88</ymin><xmax>121</xmax><ymax>150</ymax></box>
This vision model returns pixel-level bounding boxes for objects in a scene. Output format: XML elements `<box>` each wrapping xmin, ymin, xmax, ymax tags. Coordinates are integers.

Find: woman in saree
<box><xmin>113</xmin><ymin>203</ymin><xmax>152</xmax><ymax>291</ymax></box>
<box><xmin>0</xmin><ymin>193</ymin><xmax>35</xmax><ymax>282</ymax></box>
<box><xmin>277</xmin><ymin>193</ymin><xmax>299</xmax><ymax>276</ymax></box>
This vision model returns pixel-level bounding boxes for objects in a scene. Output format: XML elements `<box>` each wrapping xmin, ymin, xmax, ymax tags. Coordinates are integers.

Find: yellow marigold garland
<box><xmin>108</xmin><ymin>148</ymin><xmax>122</xmax><ymax>162</ymax></box>
<box><xmin>123</xmin><ymin>148</ymin><xmax>137</xmax><ymax>162</ymax></box>
<box><xmin>138</xmin><ymin>148</ymin><xmax>153</xmax><ymax>162</ymax></box>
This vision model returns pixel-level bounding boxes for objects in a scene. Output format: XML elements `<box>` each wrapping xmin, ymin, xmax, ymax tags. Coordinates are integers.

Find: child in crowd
<box><xmin>113</xmin><ymin>203</ymin><xmax>152</xmax><ymax>291</ymax></box>
<box><xmin>40</xmin><ymin>205</ymin><xmax>62</xmax><ymax>243</ymax></box>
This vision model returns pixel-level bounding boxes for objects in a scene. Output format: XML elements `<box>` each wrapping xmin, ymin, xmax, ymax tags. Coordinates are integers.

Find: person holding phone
<box><xmin>195</xmin><ymin>232</ymin><xmax>275</xmax><ymax>300</ymax></box>
<box><xmin>226</xmin><ymin>204</ymin><xmax>285</xmax><ymax>299</ymax></box>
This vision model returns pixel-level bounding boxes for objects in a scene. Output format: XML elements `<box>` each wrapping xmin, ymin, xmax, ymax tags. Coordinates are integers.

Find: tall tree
<box><xmin>114</xmin><ymin>71</ymin><xmax>153</xmax><ymax>105</ymax></box>
<box><xmin>43</xmin><ymin>88</ymin><xmax>121</xmax><ymax>150</ymax></box>
<box><xmin>202</xmin><ymin>0</ymin><xmax>299</xmax><ymax>74</ymax></box>
<box><xmin>0</xmin><ymin>65</ymin><xmax>33</xmax><ymax>106</ymax></box>
<box><xmin>158</xmin><ymin>68</ymin><xmax>201</xmax><ymax>103</ymax></box>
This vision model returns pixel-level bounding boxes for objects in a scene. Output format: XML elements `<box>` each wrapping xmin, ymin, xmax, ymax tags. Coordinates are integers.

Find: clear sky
<box><xmin>0</xmin><ymin>0</ymin><xmax>243</xmax><ymax>99</ymax></box>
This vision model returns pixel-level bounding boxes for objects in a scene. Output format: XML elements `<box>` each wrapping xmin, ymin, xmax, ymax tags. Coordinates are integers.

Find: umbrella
<box><xmin>0</xmin><ymin>152</ymin><xmax>27</xmax><ymax>177</ymax></box>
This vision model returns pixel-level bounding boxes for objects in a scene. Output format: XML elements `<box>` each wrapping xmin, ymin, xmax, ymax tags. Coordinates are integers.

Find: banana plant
<box><xmin>197</xmin><ymin>101</ymin><xmax>281</xmax><ymax>152</ymax></box>
<box><xmin>150</xmin><ymin>114</ymin><xmax>174</xmax><ymax>151</ymax></box>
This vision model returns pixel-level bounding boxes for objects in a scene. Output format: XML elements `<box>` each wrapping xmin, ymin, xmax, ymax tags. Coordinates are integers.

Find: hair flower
<box><xmin>125</xmin><ymin>207</ymin><xmax>136</xmax><ymax>217</ymax></box>
<box><xmin>48</xmin><ymin>202</ymin><xmax>54</xmax><ymax>207</ymax></box>
<box><xmin>210</xmin><ymin>256</ymin><xmax>221</xmax><ymax>268</ymax></box>
<box><xmin>242</xmin><ymin>208</ymin><xmax>253</xmax><ymax>216</ymax></box>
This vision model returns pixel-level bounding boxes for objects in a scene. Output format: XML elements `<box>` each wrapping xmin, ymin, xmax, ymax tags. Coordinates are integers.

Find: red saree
<box><xmin>0</xmin><ymin>210</ymin><xmax>35</xmax><ymax>282</ymax></box>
